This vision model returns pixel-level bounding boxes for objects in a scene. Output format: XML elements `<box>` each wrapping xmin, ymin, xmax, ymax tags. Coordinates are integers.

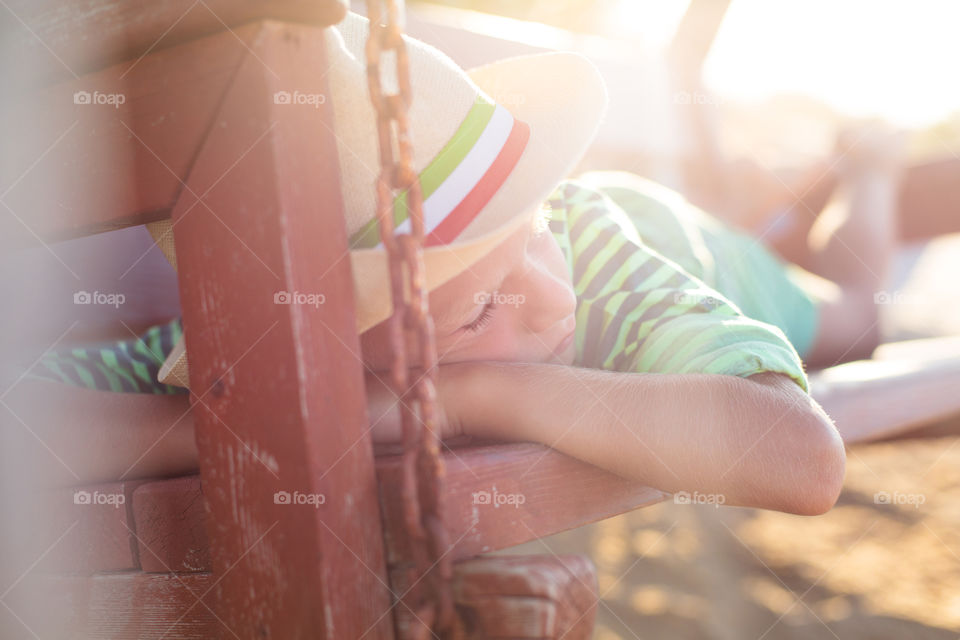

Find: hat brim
<box><xmin>157</xmin><ymin>50</ymin><xmax>607</xmax><ymax>388</ymax></box>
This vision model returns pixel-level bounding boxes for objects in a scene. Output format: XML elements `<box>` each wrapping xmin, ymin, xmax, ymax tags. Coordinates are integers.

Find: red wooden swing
<box><xmin>1</xmin><ymin>1</ymin><xmax>665</xmax><ymax>637</ymax></box>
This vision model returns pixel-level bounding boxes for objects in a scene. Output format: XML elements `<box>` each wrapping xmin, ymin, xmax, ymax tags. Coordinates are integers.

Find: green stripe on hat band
<box><xmin>350</xmin><ymin>94</ymin><xmax>498</xmax><ymax>249</ymax></box>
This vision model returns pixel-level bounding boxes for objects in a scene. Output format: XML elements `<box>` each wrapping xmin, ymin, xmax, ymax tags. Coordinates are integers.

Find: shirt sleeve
<box><xmin>547</xmin><ymin>180</ymin><xmax>810</xmax><ymax>393</ymax></box>
<box><xmin>22</xmin><ymin>317</ymin><xmax>187</xmax><ymax>395</ymax></box>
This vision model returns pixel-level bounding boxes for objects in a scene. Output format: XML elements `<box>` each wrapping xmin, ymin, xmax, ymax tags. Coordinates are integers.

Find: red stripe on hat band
<box><xmin>424</xmin><ymin>118</ymin><xmax>531</xmax><ymax>247</ymax></box>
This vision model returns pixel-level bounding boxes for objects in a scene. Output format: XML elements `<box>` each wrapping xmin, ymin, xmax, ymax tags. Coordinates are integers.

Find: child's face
<box><xmin>360</xmin><ymin>212</ymin><xmax>577</xmax><ymax>371</ymax></box>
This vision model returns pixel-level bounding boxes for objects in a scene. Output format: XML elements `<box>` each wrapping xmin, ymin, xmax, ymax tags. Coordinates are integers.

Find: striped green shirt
<box><xmin>547</xmin><ymin>179</ymin><xmax>810</xmax><ymax>393</ymax></box>
<box><xmin>25</xmin><ymin>318</ymin><xmax>187</xmax><ymax>394</ymax></box>
<box><xmin>24</xmin><ymin>176</ymin><xmax>810</xmax><ymax>395</ymax></box>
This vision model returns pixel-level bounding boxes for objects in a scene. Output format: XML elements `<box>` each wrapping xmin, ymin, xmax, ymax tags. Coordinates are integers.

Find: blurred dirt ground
<box><xmin>498</xmin><ymin>234</ymin><xmax>960</xmax><ymax>639</ymax></box>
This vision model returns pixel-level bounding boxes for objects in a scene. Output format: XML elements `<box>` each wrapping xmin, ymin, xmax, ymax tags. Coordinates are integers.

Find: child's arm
<box><xmin>3</xmin><ymin>379</ymin><xmax>197</xmax><ymax>487</ymax></box>
<box><xmin>15</xmin><ymin>359</ymin><xmax>845</xmax><ymax>519</ymax></box>
<box><xmin>437</xmin><ymin>362</ymin><xmax>845</xmax><ymax>516</ymax></box>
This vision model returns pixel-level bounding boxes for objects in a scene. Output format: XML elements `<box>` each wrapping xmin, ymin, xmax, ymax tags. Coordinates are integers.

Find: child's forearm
<box><xmin>2</xmin><ymin>380</ymin><xmax>198</xmax><ymax>487</ymax></box>
<box><xmin>448</xmin><ymin>362</ymin><xmax>845</xmax><ymax>515</ymax></box>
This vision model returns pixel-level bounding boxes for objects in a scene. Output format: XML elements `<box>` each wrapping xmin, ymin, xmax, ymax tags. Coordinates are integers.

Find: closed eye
<box><xmin>461</xmin><ymin>300</ymin><xmax>496</xmax><ymax>333</ymax></box>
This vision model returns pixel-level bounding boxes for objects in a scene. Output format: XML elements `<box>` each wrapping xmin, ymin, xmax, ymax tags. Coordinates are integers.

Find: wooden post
<box><xmin>170</xmin><ymin>22</ymin><xmax>393</xmax><ymax>639</ymax></box>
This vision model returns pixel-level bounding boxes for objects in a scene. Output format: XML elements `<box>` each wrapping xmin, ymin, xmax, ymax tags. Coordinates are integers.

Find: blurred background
<box><xmin>402</xmin><ymin>0</ymin><xmax>960</xmax><ymax>173</ymax></box>
<box><xmin>389</xmin><ymin>1</ymin><xmax>960</xmax><ymax>638</ymax></box>
<box><xmin>392</xmin><ymin>0</ymin><xmax>960</xmax><ymax>337</ymax></box>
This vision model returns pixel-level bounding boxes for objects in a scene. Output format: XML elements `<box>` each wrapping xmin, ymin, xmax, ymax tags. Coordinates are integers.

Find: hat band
<box><xmin>349</xmin><ymin>93</ymin><xmax>530</xmax><ymax>249</ymax></box>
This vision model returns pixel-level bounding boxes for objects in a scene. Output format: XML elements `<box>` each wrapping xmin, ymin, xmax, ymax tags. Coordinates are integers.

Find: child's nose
<box><xmin>516</xmin><ymin>265</ymin><xmax>576</xmax><ymax>333</ymax></box>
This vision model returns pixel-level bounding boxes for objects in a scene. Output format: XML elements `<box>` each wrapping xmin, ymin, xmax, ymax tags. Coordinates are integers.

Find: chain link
<box><xmin>365</xmin><ymin>2</ymin><xmax>455</xmax><ymax>637</ymax></box>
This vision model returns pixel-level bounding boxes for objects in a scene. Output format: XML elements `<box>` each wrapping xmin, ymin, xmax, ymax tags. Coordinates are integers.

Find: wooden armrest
<box><xmin>70</xmin><ymin>443</ymin><xmax>664</xmax><ymax>575</ymax></box>
<box><xmin>377</xmin><ymin>442</ymin><xmax>666</xmax><ymax>564</ymax></box>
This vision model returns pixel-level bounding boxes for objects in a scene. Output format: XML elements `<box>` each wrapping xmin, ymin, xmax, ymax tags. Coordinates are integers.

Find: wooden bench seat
<box><xmin>18</xmin><ymin>440</ymin><xmax>649</xmax><ymax>638</ymax></box>
<box><xmin>18</xmin><ymin>556</ymin><xmax>599</xmax><ymax>639</ymax></box>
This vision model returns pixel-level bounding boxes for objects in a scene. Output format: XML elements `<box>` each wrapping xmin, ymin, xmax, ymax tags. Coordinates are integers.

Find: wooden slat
<box><xmin>2</xmin><ymin>572</ymin><xmax>218</xmax><ymax>640</ymax></box>
<box><xmin>28</xmin><ymin>481</ymin><xmax>143</xmax><ymax>574</ymax></box>
<box><xmin>1</xmin><ymin>0</ymin><xmax>347</xmax><ymax>91</ymax></box>
<box><xmin>171</xmin><ymin>22</ymin><xmax>393</xmax><ymax>639</ymax></box>
<box><xmin>377</xmin><ymin>442</ymin><xmax>668</xmax><ymax>565</ymax></box>
<box><xmin>6</xmin><ymin>556</ymin><xmax>596</xmax><ymax>640</ymax></box>
<box><xmin>132</xmin><ymin>476</ymin><xmax>210</xmax><ymax>573</ymax></box>
<box><xmin>873</xmin><ymin>335</ymin><xmax>960</xmax><ymax>362</ymax></box>
<box><xmin>124</xmin><ymin>444</ymin><xmax>665</xmax><ymax>575</ymax></box>
<box><xmin>125</xmin><ymin>445</ymin><xmax>665</xmax><ymax>575</ymax></box>
<box><xmin>811</xmin><ymin>354</ymin><xmax>960</xmax><ymax>444</ymax></box>
<box><xmin>1</xmin><ymin>24</ymin><xmax>252</xmax><ymax>246</ymax></box>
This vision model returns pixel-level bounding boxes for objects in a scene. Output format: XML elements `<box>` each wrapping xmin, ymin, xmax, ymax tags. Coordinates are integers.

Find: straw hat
<box><xmin>148</xmin><ymin>10</ymin><xmax>608</xmax><ymax>388</ymax></box>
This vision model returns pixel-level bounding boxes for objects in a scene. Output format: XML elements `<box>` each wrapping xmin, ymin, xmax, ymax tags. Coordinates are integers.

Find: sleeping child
<box><xmin>11</xmin><ymin>11</ymin><xmax>850</xmax><ymax>515</ymax></box>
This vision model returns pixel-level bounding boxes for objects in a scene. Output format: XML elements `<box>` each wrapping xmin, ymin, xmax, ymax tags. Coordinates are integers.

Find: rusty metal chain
<box><xmin>365</xmin><ymin>2</ymin><xmax>455</xmax><ymax>637</ymax></box>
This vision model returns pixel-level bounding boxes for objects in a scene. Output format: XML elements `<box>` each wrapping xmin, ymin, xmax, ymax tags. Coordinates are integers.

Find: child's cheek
<box><xmin>434</xmin><ymin>320</ymin><xmax>517</xmax><ymax>365</ymax></box>
<box><xmin>473</xmin><ymin>320</ymin><xmax>522</xmax><ymax>362</ymax></box>
<box><xmin>538</xmin><ymin>230</ymin><xmax>576</xmax><ymax>300</ymax></box>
